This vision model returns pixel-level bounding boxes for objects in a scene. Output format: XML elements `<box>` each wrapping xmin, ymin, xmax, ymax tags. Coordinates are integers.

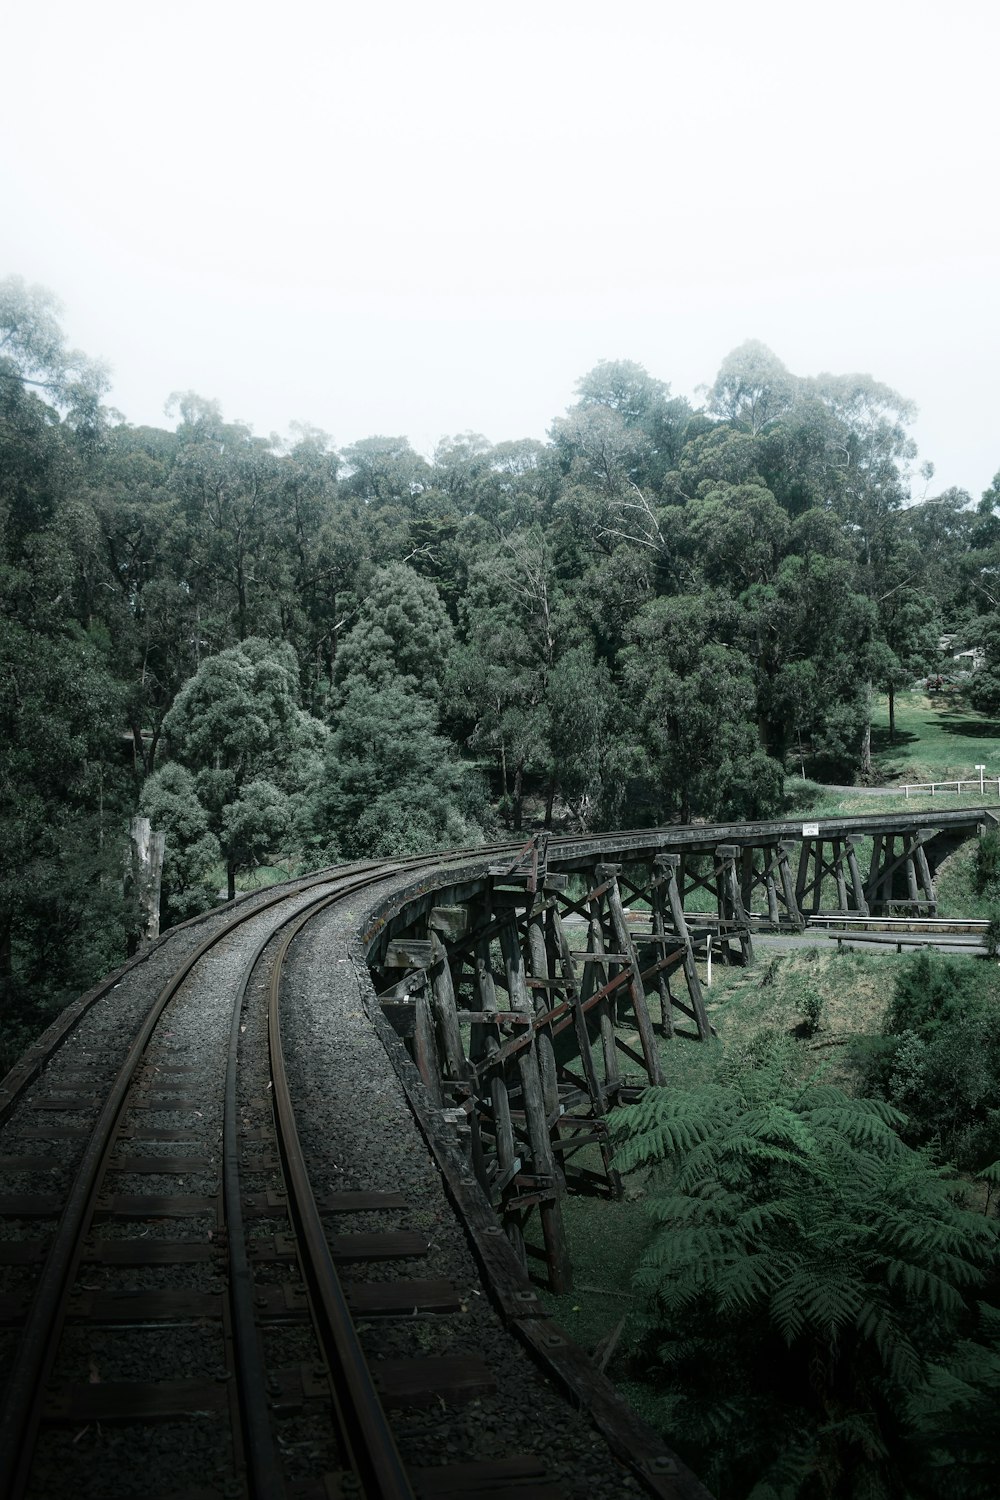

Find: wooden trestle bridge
<box><xmin>362</xmin><ymin>807</ymin><xmax>996</xmax><ymax>1292</ymax></box>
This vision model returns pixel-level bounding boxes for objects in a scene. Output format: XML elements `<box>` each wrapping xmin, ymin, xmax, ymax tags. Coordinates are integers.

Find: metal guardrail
<box><xmin>806</xmin><ymin>915</ymin><xmax>989</xmax><ymax>932</ymax></box>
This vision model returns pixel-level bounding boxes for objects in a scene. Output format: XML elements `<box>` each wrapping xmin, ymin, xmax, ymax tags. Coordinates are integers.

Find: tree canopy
<box><xmin>2</xmin><ymin>270</ymin><xmax>996</xmax><ymax>1016</ymax></box>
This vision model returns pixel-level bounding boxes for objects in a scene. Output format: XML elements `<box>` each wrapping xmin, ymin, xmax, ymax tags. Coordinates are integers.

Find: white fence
<box><xmin>903</xmin><ymin>772</ymin><xmax>999</xmax><ymax>798</ymax></box>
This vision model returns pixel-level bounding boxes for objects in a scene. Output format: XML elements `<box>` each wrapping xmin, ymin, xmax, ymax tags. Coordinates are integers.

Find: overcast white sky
<box><xmin>3</xmin><ymin>0</ymin><xmax>998</xmax><ymax>498</ymax></box>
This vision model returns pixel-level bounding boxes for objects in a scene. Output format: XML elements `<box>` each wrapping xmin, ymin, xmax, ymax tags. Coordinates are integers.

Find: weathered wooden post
<box><xmin>650</xmin><ymin>862</ymin><xmax>676</xmax><ymax>1038</ymax></box>
<box><xmin>716</xmin><ymin>845</ymin><xmax>754</xmax><ymax>964</ymax></box>
<box><xmin>581</xmin><ymin>874</ymin><xmax>621</xmax><ymax>1098</ymax></box>
<box><xmin>548</xmin><ymin>903</ymin><xmax>608</xmax><ymax>1115</ymax></box>
<box><xmin>777</xmin><ymin>841</ymin><xmax>804</xmax><ymax>927</ymax></box>
<box><xmin>499</xmin><ymin>909</ymin><xmax>572</xmax><ymax>1292</ymax></box>
<box><xmin>598</xmin><ymin>863</ymin><xmax>665</xmax><ymax>1086</ymax></box>
<box><xmin>470</xmin><ymin>892</ymin><xmax>524</xmax><ymax>1262</ymax></box>
<box><xmin>525</xmin><ymin>900</ymin><xmax>559</xmax><ymax>1117</ymax></box>
<box><xmin>428</xmin><ymin>908</ymin><xmax>469</xmax><ymax>1083</ymax></box>
<box><xmin>657</xmin><ymin>854</ymin><xmax>712</xmax><ymax>1040</ymax></box>
<box><xmin>844</xmin><ymin>836</ymin><xmax>869</xmax><ymax>917</ymax></box>
<box><xmin>914</xmin><ymin>832</ymin><xmax>936</xmax><ymax>907</ymax></box>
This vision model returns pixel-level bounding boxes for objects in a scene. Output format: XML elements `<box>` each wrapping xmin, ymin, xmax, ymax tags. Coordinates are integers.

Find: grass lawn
<box><xmin>781</xmin><ymin>690</ymin><xmax>1000</xmax><ymax>821</ymax></box>
<box><xmin>872</xmin><ymin>688</ymin><xmax>1000</xmax><ymax>786</ymax></box>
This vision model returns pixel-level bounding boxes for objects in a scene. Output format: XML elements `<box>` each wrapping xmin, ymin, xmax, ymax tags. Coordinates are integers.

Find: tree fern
<box><xmin>613</xmin><ymin>1052</ymin><xmax>1000</xmax><ymax>1498</ymax></box>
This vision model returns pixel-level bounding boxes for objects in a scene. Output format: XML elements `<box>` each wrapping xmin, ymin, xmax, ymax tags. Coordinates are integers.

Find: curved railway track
<box><xmin>0</xmin><ymin>846</ymin><xmax>710</xmax><ymax>1500</ymax></box>
<box><xmin>3</xmin><ymin>810</ymin><xmax>987</xmax><ymax>1500</ymax></box>
<box><xmin>0</xmin><ymin>865</ymin><xmax>407</xmax><ymax>1498</ymax></box>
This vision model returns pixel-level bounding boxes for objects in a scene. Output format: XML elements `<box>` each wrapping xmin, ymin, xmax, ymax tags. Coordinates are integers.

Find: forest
<box><xmin>4</xmin><ymin>270</ymin><xmax>1000</xmax><ymax>1042</ymax></box>
<box><xmin>4</xmin><ymin>271</ymin><xmax>1000</xmax><ymax>1495</ymax></box>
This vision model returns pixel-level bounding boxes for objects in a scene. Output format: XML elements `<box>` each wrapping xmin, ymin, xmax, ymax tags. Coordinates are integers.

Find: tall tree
<box><xmin>708</xmin><ymin>339</ymin><xmax>797</xmax><ymax>435</ymax></box>
<box><xmin>167</xmin><ymin>393</ymin><xmax>286</xmax><ymax>645</ymax></box>
<box><xmin>157</xmin><ymin>638</ymin><xmax>327</xmax><ymax>900</ymax></box>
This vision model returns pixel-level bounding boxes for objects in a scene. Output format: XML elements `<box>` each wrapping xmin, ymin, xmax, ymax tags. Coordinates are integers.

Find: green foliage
<box><xmin>612</xmin><ymin>1050</ymin><xmax>1000</xmax><ymax>1498</ymax></box>
<box><xmin>856</xmin><ymin>952</ymin><xmax>1000</xmax><ymax>1171</ymax></box>
<box><xmin>139</xmin><ymin>762</ymin><xmax>220</xmax><ymax>921</ymax></box>
<box><xmin>7</xmin><ymin>278</ymin><xmax>1000</xmax><ymax>1064</ymax></box>
<box><xmin>0</xmin><ymin>617</ymin><xmax>129</xmax><ymax>1015</ymax></box>
<box><xmin>334</xmin><ymin>562</ymin><xmax>455</xmax><ymax>703</ymax></box>
<box><xmin>621</xmin><ymin>593</ymin><xmax>784</xmax><ymax>822</ymax></box>
<box><xmin>974</xmin><ymin>830</ymin><xmax>1000</xmax><ymax>898</ymax></box>
<box><xmin>966</xmin><ymin>618</ymin><xmax>1000</xmax><ymax>719</ymax></box>
<box><xmin>156</xmin><ymin>638</ymin><xmax>329</xmax><ymax>898</ymax></box>
<box><xmin>986</xmin><ymin>911</ymin><xmax>1000</xmax><ymax>960</ymax></box>
<box><xmin>799</xmin><ymin>987</ymin><xmax>823</xmax><ymax>1038</ymax></box>
<box><xmin>317</xmin><ymin>680</ymin><xmax>488</xmax><ymax>860</ymax></box>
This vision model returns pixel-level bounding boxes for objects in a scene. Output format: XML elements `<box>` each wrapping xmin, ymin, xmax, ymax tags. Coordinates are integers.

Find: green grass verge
<box><xmin>872</xmin><ymin>689</ymin><xmax>1000</xmax><ymax>785</ymax></box>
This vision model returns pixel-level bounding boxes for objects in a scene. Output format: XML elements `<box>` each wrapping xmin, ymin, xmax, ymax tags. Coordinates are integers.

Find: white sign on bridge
<box><xmin>802</xmin><ymin>823</ymin><xmax>820</xmax><ymax>837</ymax></box>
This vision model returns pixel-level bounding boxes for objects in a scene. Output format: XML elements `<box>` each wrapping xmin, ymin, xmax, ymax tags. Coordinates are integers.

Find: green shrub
<box><xmin>975</xmin><ymin>829</ymin><xmax>1000</xmax><ymax>896</ymax></box>
<box><xmin>857</xmin><ymin>951</ymin><xmax>1000</xmax><ymax>1170</ymax></box>
<box><xmin>799</xmin><ymin>987</ymin><xmax>823</xmax><ymax>1037</ymax></box>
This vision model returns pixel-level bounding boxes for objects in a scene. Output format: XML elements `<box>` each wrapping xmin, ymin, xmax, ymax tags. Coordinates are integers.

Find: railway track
<box><xmin>0</xmin><ymin>849</ymin><xmax>706</xmax><ymax>1500</ymax></box>
<box><xmin>6</xmin><ymin>809</ymin><xmax>985</xmax><ymax>1499</ymax></box>
<box><xmin>0</xmin><ymin>867</ymin><xmax>394</xmax><ymax>1498</ymax></box>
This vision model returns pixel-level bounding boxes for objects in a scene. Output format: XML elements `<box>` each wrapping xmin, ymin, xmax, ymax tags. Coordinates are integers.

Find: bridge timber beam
<box><xmin>362</xmin><ymin>808</ymin><xmax>994</xmax><ymax>1290</ymax></box>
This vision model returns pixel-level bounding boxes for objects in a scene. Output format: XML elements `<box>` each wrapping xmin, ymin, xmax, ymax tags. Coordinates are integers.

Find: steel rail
<box><xmin>0</xmin><ymin>844</ymin><xmax>532</xmax><ymax>1130</ymax></box>
<box><xmin>5</xmin><ymin>809</ymin><xmax>981</xmax><ymax>1125</ymax></box>
<box><xmin>0</xmin><ymin>870</ymin><xmax>377</xmax><ymax>1498</ymax></box>
<box><xmin>223</xmin><ymin>882</ymin><xmax>369</xmax><ymax>1499</ymax></box>
<box><xmin>0</xmin><ymin>864</ymin><xmax>365</xmax><ymax>1131</ymax></box>
<box><xmin>267</xmin><ymin>893</ymin><xmax>416</xmax><ymax>1500</ymax></box>
<box><xmin>2</xmin><ymin>814</ymin><xmax>991</xmax><ymax>1496</ymax></box>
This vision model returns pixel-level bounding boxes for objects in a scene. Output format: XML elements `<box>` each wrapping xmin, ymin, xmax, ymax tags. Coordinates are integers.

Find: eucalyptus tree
<box><xmin>154</xmin><ymin>638</ymin><xmax>328</xmax><ymax>900</ymax></box>
<box><xmin>463</xmin><ymin>437</ymin><xmax>559</xmax><ymax>540</ymax></box>
<box><xmin>272</xmin><ymin>423</ymin><xmax>373</xmax><ymax>709</ymax></box>
<box><xmin>0</xmin><ymin>618</ymin><xmax>126</xmax><ymax>1015</ymax></box>
<box><xmin>166</xmin><ymin>392</ymin><xmax>287</xmax><ymax>646</ymax></box>
<box><xmin>573</xmin><ymin>357</ymin><xmax>693</xmax><ymax>482</ymax></box>
<box><xmin>0</xmin><ymin>278</ymin><xmax>129</xmax><ymax>1018</ymax></box>
<box><xmin>333</xmin><ymin>561</ymin><xmax>456</xmax><ymax>705</ymax></box>
<box><xmin>448</xmin><ymin>525</ymin><xmax>618</xmax><ymax>829</ymax></box>
<box><xmin>314</xmin><ymin>678</ymin><xmax>487</xmax><ymax>859</ymax></box>
<box><xmin>620</xmin><ymin>591</ymin><xmax>783</xmax><ymax>823</ymax></box>
<box><xmin>339</xmin><ymin>433</ymin><xmax>430</xmax><ymax>511</ymax></box>
<box><xmin>83</xmin><ymin>422</ymin><xmax>193</xmax><ymax>774</ymax></box>
<box><xmin>708</xmin><ymin>339</ymin><xmax>798</xmax><ymax>436</ymax></box>
<box><xmin>449</xmin><ymin>528</ymin><xmax>559</xmax><ymax>829</ymax></box>
<box><xmin>551</xmin><ymin>401</ymin><xmax>666</xmax><ymax>561</ymax></box>
<box><xmin>0</xmin><ymin>274</ymin><xmax>109</xmax><ymax>428</ymax></box>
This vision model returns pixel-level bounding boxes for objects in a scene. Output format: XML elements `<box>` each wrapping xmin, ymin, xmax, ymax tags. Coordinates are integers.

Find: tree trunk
<box><xmin>512</xmin><ymin>763</ymin><xmax>524</xmax><ymax>832</ymax></box>
<box><xmin>227</xmin><ymin>861</ymin><xmax>236</xmax><ymax>902</ymax></box>
<box><xmin>860</xmin><ymin>682</ymin><xmax>873</xmax><ymax>782</ymax></box>
<box><xmin>543</xmin><ymin>773</ymin><xmax>557</xmax><ymax>830</ymax></box>
<box><xmin>888</xmin><ymin>682</ymin><xmax>896</xmax><ymax>743</ymax></box>
<box><xmin>236</xmin><ymin>569</ymin><xmax>249</xmax><ymax>641</ymax></box>
<box><xmin>129</xmin><ymin>720</ymin><xmax>148</xmax><ymax>775</ymax></box>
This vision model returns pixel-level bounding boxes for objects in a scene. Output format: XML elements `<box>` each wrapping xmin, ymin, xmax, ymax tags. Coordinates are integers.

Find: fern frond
<box><xmin>716</xmin><ymin>1251</ymin><xmax>784</xmax><ymax>1311</ymax></box>
<box><xmin>769</xmin><ymin>1278</ymin><xmax>806</xmax><ymax>1342</ymax></box>
<box><xmin>884</xmin><ymin>1258</ymin><xmax>965</xmax><ymax>1315</ymax></box>
<box><xmin>854</xmin><ymin>1302</ymin><xmax>922</xmax><ymax>1388</ymax></box>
